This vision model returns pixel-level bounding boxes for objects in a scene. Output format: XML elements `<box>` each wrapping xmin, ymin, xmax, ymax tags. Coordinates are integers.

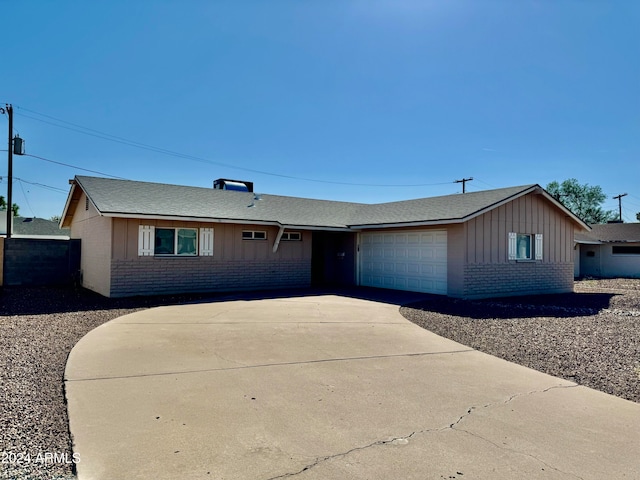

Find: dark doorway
<box><xmin>311</xmin><ymin>231</ymin><xmax>357</xmax><ymax>287</ymax></box>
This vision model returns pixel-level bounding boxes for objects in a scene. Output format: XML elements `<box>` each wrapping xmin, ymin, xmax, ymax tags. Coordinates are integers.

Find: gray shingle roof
<box><xmin>13</xmin><ymin>217</ymin><xmax>70</xmax><ymax>237</ymax></box>
<box><xmin>67</xmin><ymin>176</ymin><xmax>569</xmax><ymax>230</ymax></box>
<box><xmin>575</xmin><ymin>223</ymin><xmax>640</xmax><ymax>243</ymax></box>
<box><xmin>350</xmin><ymin>185</ymin><xmax>538</xmax><ymax>226</ymax></box>
<box><xmin>75</xmin><ymin>176</ymin><xmax>364</xmax><ymax>228</ymax></box>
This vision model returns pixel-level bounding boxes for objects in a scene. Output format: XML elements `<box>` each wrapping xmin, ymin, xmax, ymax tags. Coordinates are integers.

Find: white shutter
<box><xmin>199</xmin><ymin>228</ymin><xmax>214</xmax><ymax>256</ymax></box>
<box><xmin>535</xmin><ymin>233</ymin><xmax>543</xmax><ymax>260</ymax></box>
<box><xmin>138</xmin><ymin>225</ymin><xmax>155</xmax><ymax>256</ymax></box>
<box><xmin>508</xmin><ymin>232</ymin><xmax>517</xmax><ymax>260</ymax></box>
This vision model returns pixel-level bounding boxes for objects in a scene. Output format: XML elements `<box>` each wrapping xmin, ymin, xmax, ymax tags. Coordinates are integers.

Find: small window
<box><xmin>282</xmin><ymin>232</ymin><xmax>302</xmax><ymax>241</ymax></box>
<box><xmin>612</xmin><ymin>246</ymin><xmax>640</xmax><ymax>255</ymax></box>
<box><xmin>242</xmin><ymin>230</ymin><xmax>267</xmax><ymax>240</ymax></box>
<box><xmin>508</xmin><ymin>232</ymin><xmax>543</xmax><ymax>261</ymax></box>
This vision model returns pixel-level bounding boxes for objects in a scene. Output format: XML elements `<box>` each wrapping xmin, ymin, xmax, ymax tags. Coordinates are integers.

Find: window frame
<box><xmin>154</xmin><ymin>227</ymin><xmax>199</xmax><ymax>256</ymax></box>
<box><xmin>516</xmin><ymin>233</ymin><xmax>533</xmax><ymax>260</ymax></box>
<box><xmin>281</xmin><ymin>231</ymin><xmax>302</xmax><ymax>241</ymax></box>
<box><xmin>242</xmin><ymin>230</ymin><xmax>267</xmax><ymax>240</ymax></box>
<box><xmin>508</xmin><ymin>232</ymin><xmax>543</xmax><ymax>261</ymax></box>
<box><xmin>139</xmin><ymin>226</ymin><xmax>214</xmax><ymax>257</ymax></box>
<box><xmin>612</xmin><ymin>245</ymin><xmax>640</xmax><ymax>255</ymax></box>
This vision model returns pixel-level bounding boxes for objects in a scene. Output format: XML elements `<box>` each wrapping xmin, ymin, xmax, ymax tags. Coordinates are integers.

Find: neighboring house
<box><xmin>14</xmin><ymin>216</ymin><xmax>70</xmax><ymax>239</ymax></box>
<box><xmin>575</xmin><ymin>223</ymin><xmax>640</xmax><ymax>278</ymax></box>
<box><xmin>0</xmin><ymin>214</ymin><xmax>76</xmax><ymax>287</ymax></box>
<box><xmin>60</xmin><ymin>176</ymin><xmax>590</xmax><ymax>299</ymax></box>
<box><xmin>0</xmin><ymin>213</ymin><xmax>70</xmax><ymax>239</ymax></box>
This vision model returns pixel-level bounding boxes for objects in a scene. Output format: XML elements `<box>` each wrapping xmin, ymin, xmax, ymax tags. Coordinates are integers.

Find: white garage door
<box><xmin>359</xmin><ymin>230</ymin><xmax>447</xmax><ymax>294</ymax></box>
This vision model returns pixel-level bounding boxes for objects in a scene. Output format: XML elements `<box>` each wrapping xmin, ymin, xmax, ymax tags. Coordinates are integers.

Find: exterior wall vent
<box><xmin>213</xmin><ymin>178</ymin><xmax>254</xmax><ymax>192</ymax></box>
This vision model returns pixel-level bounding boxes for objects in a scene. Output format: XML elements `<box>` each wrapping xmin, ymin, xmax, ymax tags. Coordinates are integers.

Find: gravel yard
<box><xmin>1</xmin><ymin>279</ymin><xmax>639</xmax><ymax>479</ymax></box>
<box><xmin>401</xmin><ymin>278</ymin><xmax>640</xmax><ymax>404</ymax></box>
<box><xmin>0</xmin><ymin>287</ymin><xmax>214</xmax><ymax>480</ymax></box>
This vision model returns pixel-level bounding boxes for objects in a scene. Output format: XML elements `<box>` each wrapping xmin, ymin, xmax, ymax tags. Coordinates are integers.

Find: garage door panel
<box><xmin>360</xmin><ymin>230</ymin><xmax>447</xmax><ymax>295</ymax></box>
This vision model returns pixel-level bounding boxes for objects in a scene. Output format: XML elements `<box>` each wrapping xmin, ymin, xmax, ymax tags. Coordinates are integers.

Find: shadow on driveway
<box><xmin>406</xmin><ymin>292</ymin><xmax>620</xmax><ymax>319</ymax></box>
<box><xmin>0</xmin><ymin>285</ymin><xmax>619</xmax><ymax>319</ymax></box>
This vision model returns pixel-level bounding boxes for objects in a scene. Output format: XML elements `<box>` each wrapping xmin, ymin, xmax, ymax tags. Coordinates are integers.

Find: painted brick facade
<box><xmin>463</xmin><ymin>262</ymin><xmax>574</xmax><ymax>299</ymax></box>
<box><xmin>110</xmin><ymin>257</ymin><xmax>311</xmax><ymax>297</ymax></box>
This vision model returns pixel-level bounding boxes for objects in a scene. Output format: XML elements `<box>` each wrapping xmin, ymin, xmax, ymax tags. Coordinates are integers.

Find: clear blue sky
<box><xmin>2</xmin><ymin>1</ymin><xmax>639</xmax><ymax>221</ymax></box>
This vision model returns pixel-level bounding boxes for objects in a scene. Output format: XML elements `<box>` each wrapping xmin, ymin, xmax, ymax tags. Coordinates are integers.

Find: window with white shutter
<box><xmin>535</xmin><ymin>234</ymin><xmax>543</xmax><ymax>260</ymax></box>
<box><xmin>509</xmin><ymin>232</ymin><xmax>543</xmax><ymax>261</ymax></box>
<box><xmin>138</xmin><ymin>225</ymin><xmax>155</xmax><ymax>256</ymax></box>
<box><xmin>508</xmin><ymin>232</ymin><xmax>517</xmax><ymax>260</ymax></box>
<box><xmin>199</xmin><ymin>228</ymin><xmax>214</xmax><ymax>256</ymax></box>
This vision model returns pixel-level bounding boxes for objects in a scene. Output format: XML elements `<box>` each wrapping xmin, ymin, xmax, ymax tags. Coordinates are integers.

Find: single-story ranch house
<box><xmin>60</xmin><ymin>176</ymin><xmax>590</xmax><ymax>299</ymax></box>
<box><xmin>575</xmin><ymin>223</ymin><xmax>640</xmax><ymax>278</ymax></box>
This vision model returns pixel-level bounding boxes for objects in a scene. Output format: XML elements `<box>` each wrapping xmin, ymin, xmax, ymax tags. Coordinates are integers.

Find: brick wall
<box><xmin>3</xmin><ymin>238</ymin><xmax>81</xmax><ymax>286</ymax></box>
<box><xmin>463</xmin><ymin>262</ymin><xmax>574</xmax><ymax>299</ymax></box>
<box><xmin>110</xmin><ymin>257</ymin><xmax>311</xmax><ymax>297</ymax></box>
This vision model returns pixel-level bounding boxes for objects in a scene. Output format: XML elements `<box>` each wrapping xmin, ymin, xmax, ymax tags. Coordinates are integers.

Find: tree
<box><xmin>0</xmin><ymin>196</ymin><xmax>20</xmax><ymax>217</ymax></box>
<box><xmin>546</xmin><ymin>179</ymin><xmax>617</xmax><ymax>225</ymax></box>
<box><xmin>636</xmin><ymin>212</ymin><xmax>640</xmax><ymax>222</ymax></box>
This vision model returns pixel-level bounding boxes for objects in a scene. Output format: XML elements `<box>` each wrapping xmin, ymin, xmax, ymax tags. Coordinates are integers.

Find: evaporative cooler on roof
<box><xmin>213</xmin><ymin>178</ymin><xmax>254</xmax><ymax>192</ymax></box>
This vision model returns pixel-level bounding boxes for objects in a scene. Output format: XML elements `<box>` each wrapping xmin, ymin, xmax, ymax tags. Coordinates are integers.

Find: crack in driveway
<box><xmin>65</xmin><ymin>349</ymin><xmax>474</xmax><ymax>382</ymax></box>
<box><xmin>266</xmin><ymin>384</ymin><xmax>581</xmax><ymax>480</ymax></box>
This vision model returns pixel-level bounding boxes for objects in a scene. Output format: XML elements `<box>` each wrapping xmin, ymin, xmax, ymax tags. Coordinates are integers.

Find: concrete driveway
<box><xmin>65</xmin><ymin>291</ymin><xmax>640</xmax><ymax>480</ymax></box>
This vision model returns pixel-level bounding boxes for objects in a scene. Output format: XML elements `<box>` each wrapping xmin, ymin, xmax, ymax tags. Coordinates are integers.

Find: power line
<box><xmin>15</xmin><ymin>106</ymin><xmax>456</xmax><ymax>188</ymax></box>
<box><xmin>24</xmin><ymin>153</ymin><xmax>127</xmax><ymax>179</ymax></box>
<box><xmin>16</xmin><ymin>179</ymin><xmax>35</xmax><ymax>217</ymax></box>
<box><xmin>13</xmin><ymin>177</ymin><xmax>68</xmax><ymax>194</ymax></box>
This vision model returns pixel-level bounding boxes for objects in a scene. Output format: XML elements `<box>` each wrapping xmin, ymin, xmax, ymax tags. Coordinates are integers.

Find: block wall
<box><xmin>3</xmin><ymin>238</ymin><xmax>81</xmax><ymax>286</ymax></box>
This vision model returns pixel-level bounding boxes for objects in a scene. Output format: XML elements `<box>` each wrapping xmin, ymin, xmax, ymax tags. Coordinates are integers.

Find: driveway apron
<box><xmin>64</xmin><ymin>293</ymin><xmax>640</xmax><ymax>480</ymax></box>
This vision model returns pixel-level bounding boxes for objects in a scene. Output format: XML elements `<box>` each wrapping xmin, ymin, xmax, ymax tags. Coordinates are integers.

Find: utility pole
<box><xmin>0</xmin><ymin>104</ymin><xmax>13</xmax><ymax>238</ymax></box>
<box><xmin>455</xmin><ymin>177</ymin><xmax>473</xmax><ymax>193</ymax></box>
<box><xmin>613</xmin><ymin>193</ymin><xmax>628</xmax><ymax>222</ymax></box>
<box><xmin>0</xmin><ymin>104</ymin><xmax>24</xmax><ymax>239</ymax></box>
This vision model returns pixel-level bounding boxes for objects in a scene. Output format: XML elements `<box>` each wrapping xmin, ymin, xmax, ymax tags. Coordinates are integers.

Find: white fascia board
<box><xmin>12</xmin><ymin>234</ymin><xmax>71</xmax><ymax>240</ymax></box>
<box><xmin>102</xmin><ymin>213</ymin><xmax>282</xmax><ymax>226</ymax></box>
<box><xmin>350</xmin><ymin>218</ymin><xmax>463</xmax><ymax>230</ymax></box>
<box><xmin>280</xmin><ymin>224</ymin><xmax>353</xmax><ymax>232</ymax></box>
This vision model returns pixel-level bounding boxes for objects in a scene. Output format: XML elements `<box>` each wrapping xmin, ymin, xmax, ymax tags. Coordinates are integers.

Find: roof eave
<box><xmin>100</xmin><ymin>212</ymin><xmax>353</xmax><ymax>231</ymax></box>
<box><xmin>349</xmin><ymin>218</ymin><xmax>464</xmax><ymax>229</ymax></box>
<box><xmin>60</xmin><ymin>180</ymin><xmax>78</xmax><ymax>228</ymax></box>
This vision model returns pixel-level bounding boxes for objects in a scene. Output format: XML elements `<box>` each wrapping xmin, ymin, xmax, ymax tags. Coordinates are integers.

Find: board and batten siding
<box><xmin>459</xmin><ymin>192</ymin><xmax>576</xmax><ymax>298</ymax></box>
